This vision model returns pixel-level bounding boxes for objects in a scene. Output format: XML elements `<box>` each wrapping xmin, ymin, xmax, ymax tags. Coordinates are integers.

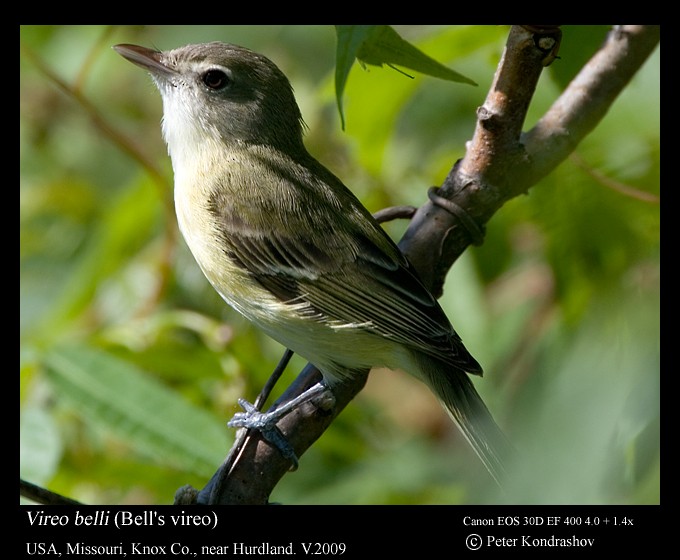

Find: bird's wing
<box><xmin>213</xmin><ymin>187</ymin><xmax>481</xmax><ymax>374</ymax></box>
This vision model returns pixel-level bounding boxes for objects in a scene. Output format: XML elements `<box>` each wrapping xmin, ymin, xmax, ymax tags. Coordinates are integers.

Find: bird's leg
<box><xmin>228</xmin><ymin>349</ymin><xmax>332</xmax><ymax>470</ymax></box>
<box><xmin>254</xmin><ymin>348</ymin><xmax>294</xmax><ymax>410</ymax></box>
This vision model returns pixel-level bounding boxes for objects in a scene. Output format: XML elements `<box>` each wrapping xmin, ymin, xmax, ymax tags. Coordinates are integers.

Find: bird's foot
<box><xmin>228</xmin><ymin>382</ymin><xmax>331</xmax><ymax>470</ymax></box>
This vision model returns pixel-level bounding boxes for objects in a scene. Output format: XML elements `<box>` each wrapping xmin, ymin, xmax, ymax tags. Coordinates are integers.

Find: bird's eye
<box><xmin>202</xmin><ymin>69</ymin><xmax>231</xmax><ymax>90</ymax></box>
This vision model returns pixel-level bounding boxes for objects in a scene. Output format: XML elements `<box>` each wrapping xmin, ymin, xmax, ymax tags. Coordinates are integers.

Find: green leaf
<box><xmin>20</xmin><ymin>406</ymin><xmax>63</xmax><ymax>485</ymax></box>
<box><xmin>43</xmin><ymin>345</ymin><xmax>226</xmax><ymax>477</ymax></box>
<box><xmin>334</xmin><ymin>26</ymin><xmax>375</xmax><ymax>130</ymax></box>
<box><xmin>358</xmin><ymin>26</ymin><xmax>478</xmax><ymax>84</ymax></box>
<box><xmin>29</xmin><ymin>174</ymin><xmax>162</xmax><ymax>343</ymax></box>
<box><xmin>334</xmin><ymin>25</ymin><xmax>477</xmax><ymax>128</ymax></box>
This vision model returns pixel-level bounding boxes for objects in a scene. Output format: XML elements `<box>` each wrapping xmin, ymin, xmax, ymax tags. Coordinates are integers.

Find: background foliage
<box><xmin>20</xmin><ymin>25</ymin><xmax>660</xmax><ymax>505</ymax></box>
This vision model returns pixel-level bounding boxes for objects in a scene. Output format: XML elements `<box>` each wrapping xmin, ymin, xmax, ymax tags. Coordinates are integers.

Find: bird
<box><xmin>114</xmin><ymin>41</ymin><xmax>511</xmax><ymax>484</ymax></box>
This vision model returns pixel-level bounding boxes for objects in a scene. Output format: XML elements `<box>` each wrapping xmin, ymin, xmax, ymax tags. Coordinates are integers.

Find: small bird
<box><xmin>114</xmin><ymin>41</ymin><xmax>510</xmax><ymax>484</ymax></box>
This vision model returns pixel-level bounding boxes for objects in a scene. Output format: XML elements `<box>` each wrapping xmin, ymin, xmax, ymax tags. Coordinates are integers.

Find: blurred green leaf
<box><xmin>548</xmin><ymin>26</ymin><xmax>611</xmax><ymax>90</ymax></box>
<box><xmin>43</xmin><ymin>345</ymin><xmax>226</xmax><ymax>478</ymax></box>
<box><xmin>503</xmin><ymin>290</ymin><xmax>659</xmax><ymax>504</ymax></box>
<box><xmin>25</xmin><ymin>174</ymin><xmax>163</xmax><ymax>342</ymax></box>
<box><xmin>20</xmin><ymin>407</ymin><xmax>63</xmax><ymax>485</ymax></box>
<box><xmin>273</xmin><ymin>437</ymin><xmax>468</xmax><ymax>504</ymax></box>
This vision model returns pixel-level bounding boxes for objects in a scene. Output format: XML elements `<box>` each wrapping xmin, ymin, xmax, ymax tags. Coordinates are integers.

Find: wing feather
<box><xmin>221</xmin><ymin>219</ymin><xmax>480</xmax><ymax>373</ymax></box>
<box><xmin>206</xmin><ymin>152</ymin><xmax>482</xmax><ymax>374</ymax></box>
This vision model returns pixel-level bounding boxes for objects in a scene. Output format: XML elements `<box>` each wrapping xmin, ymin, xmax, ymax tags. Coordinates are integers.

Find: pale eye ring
<box><xmin>202</xmin><ymin>69</ymin><xmax>231</xmax><ymax>90</ymax></box>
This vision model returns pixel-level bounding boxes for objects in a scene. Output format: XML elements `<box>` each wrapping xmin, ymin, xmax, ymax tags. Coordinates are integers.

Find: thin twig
<box><xmin>372</xmin><ymin>205</ymin><xmax>417</xmax><ymax>223</ymax></box>
<box><xmin>20</xmin><ymin>479</ymin><xmax>83</xmax><ymax>506</ymax></box>
<box><xmin>569</xmin><ymin>152</ymin><xmax>660</xmax><ymax>203</ymax></box>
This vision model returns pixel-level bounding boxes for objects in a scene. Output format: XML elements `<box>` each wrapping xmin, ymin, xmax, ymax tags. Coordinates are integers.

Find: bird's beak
<box><xmin>113</xmin><ymin>44</ymin><xmax>177</xmax><ymax>78</ymax></box>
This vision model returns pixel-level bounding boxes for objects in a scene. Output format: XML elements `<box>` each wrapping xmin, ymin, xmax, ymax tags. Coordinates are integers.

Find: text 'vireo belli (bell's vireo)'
<box><xmin>114</xmin><ymin>41</ymin><xmax>511</xmax><ymax>485</ymax></box>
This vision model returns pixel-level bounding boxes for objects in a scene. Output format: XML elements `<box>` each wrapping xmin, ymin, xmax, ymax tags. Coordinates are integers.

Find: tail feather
<box><xmin>421</xmin><ymin>356</ymin><xmax>512</xmax><ymax>486</ymax></box>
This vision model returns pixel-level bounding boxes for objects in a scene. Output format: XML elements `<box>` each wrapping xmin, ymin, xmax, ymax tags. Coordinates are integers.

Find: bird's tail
<box><xmin>420</xmin><ymin>356</ymin><xmax>513</xmax><ymax>487</ymax></box>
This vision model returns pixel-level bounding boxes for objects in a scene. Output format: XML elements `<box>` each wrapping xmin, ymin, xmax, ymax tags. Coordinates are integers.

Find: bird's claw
<box><xmin>228</xmin><ymin>399</ymin><xmax>299</xmax><ymax>470</ymax></box>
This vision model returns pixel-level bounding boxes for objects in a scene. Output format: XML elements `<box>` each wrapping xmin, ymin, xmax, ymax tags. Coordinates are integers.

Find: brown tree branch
<box><xmin>186</xmin><ymin>25</ymin><xmax>659</xmax><ymax>505</ymax></box>
<box><xmin>400</xmin><ymin>25</ymin><xmax>660</xmax><ymax>295</ymax></box>
<box><xmin>523</xmin><ymin>25</ymin><xmax>660</xmax><ymax>186</ymax></box>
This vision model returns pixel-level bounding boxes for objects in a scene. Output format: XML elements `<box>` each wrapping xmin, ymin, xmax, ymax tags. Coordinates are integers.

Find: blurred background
<box><xmin>20</xmin><ymin>25</ymin><xmax>659</xmax><ymax>505</ymax></box>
